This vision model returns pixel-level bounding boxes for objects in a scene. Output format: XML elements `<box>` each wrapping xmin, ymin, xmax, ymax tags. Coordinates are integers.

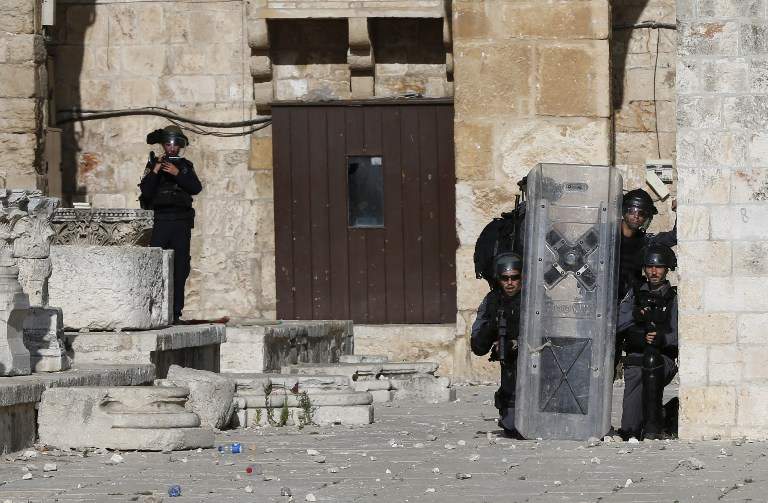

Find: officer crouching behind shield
<box><xmin>139</xmin><ymin>125</ymin><xmax>202</xmax><ymax>324</ymax></box>
<box><xmin>471</xmin><ymin>252</ymin><xmax>523</xmax><ymax>438</ymax></box>
<box><xmin>616</xmin><ymin>243</ymin><xmax>678</xmax><ymax>440</ymax></box>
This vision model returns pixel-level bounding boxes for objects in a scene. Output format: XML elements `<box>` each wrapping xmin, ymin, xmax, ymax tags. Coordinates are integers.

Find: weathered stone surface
<box><xmin>391</xmin><ymin>374</ymin><xmax>455</xmax><ymax>403</ymax></box>
<box><xmin>163</xmin><ymin>365</ymin><xmax>236</xmax><ymax>430</ymax></box>
<box><xmin>704</xmin><ymin>277</ymin><xmax>768</xmax><ymax>311</ymax></box>
<box><xmin>48</xmin><ymin>245</ymin><xmax>172</xmax><ymax>330</ymax></box>
<box><xmin>454</xmin><ymin>43</ymin><xmax>533</xmax><ymax>120</ymax></box>
<box><xmin>738</xmin><ymin>313</ymin><xmax>768</xmax><ymax>344</ymax></box>
<box><xmin>22</xmin><ymin>307</ymin><xmax>70</xmax><ymax>373</ymax></box>
<box><xmin>679</xmin><ymin>386</ymin><xmax>736</xmax><ymax>430</ymax></box>
<box><xmin>282</xmin><ymin>362</ymin><xmax>440</xmax><ymax>379</ymax></box>
<box><xmin>0</xmin><ymin>266</ymin><xmax>30</xmax><ymax>376</ymax></box>
<box><xmin>238</xmin><ymin>390</ymin><xmax>372</xmax><ymax>408</ymax></box>
<box><xmin>677</xmin><ymin>241</ymin><xmax>732</xmax><ymax>277</ymax></box>
<box><xmin>225</xmin><ymin>372</ymin><xmax>351</xmax><ymax>393</ymax></box>
<box><xmin>678</xmin><ymin>313</ymin><xmax>737</xmax><ymax>345</ymax></box>
<box><xmin>0</xmin><ymin>364</ymin><xmax>154</xmax><ymax>408</ymax></box>
<box><xmin>239</xmin><ymin>403</ymin><xmax>374</xmax><ymax>427</ymax></box>
<box><xmin>221</xmin><ymin>320</ymin><xmax>353</xmax><ymax>374</ymax></box>
<box><xmin>354</xmin><ymin>324</ymin><xmax>455</xmax><ymax>376</ymax></box>
<box><xmin>38</xmin><ymin>386</ymin><xmax>214</xmax><ymax>450</ymax></box>
<box><xmin>679</xmin><ymin>21</ymin><xmax>739</xmax><ymax>57</ymax></box>
<box><xmin>339</xmin><ymin>354</ymin><xmax>388</xmax><ymax>364</ymax></box>
<box><xmin>536</xmin><ymin>41</ymin><xmax>610</xmax><ymax>118</ymax></box>
<box><xmin>51</xmin><ymin>208</ymin><xmax>154</xmax><ymax>246</ymax></box>
<box><xmin>64</xmin><ymin>324</ymin><xmax>225</xmax><ymax>376</ymax></box>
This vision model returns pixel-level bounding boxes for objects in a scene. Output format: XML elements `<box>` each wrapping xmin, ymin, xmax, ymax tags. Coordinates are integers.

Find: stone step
<box><xmin>38</xmin><ymin>386</ymin><xmax>213</xmax><ymax>451</ymax></box>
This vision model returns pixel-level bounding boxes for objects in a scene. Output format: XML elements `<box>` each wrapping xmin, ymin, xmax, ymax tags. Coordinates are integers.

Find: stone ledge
<box><xmin>221</xmin><ymin>320</ymin><xmax>352</xmax><ymax>373</ymax></box>
<box><xmin>65</xmin><ymin>324</ymin><xmax>226</xmax><ymax>357</ymax></box>
<box><xmin>0</xmin><ymin>364</ymin><xmax>155</xmax><ymax>408</ymax></box>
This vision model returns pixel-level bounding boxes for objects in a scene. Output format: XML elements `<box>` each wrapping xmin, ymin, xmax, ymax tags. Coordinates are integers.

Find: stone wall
<box><xmin>677</xmin><ymin>0</ymin><xmax>768</xmax><ymax>439</ymax></box>
<box><xmin>0</xmin><ymin>0</ymin><xmax>46</xmax><ymax>189</ymax></box>
<box><xmin>51</xmin><ymin>0</ymin><xmax>275</xmax><ymax>320</ymax></box>
<box><xmin>452</xmin><ymin>0</ymin><xmax>612</xmax><ymax>379</ymax></box>
<box><xmin>612</xmin><ymin>0</ymin><xmax>678</xmax><ymax>235</ymax></box>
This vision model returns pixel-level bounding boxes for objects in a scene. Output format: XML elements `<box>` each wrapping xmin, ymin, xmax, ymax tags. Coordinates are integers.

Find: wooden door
<box><xmin>272</xmin><ymin>100</ymin><xmax>456</xmax><ymax>324</ymax></box>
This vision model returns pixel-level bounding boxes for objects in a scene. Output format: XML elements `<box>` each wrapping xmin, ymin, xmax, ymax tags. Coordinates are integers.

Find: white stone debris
<box><xmin>22</xmin><ymin>473</ymin><xmax>32</xmax><ymax>480</ymax></box>
<box><xmin>469</xmin><ymin>454</ymin><xmax>480</xmax><ymax>462</ymax></box>
<box><xmin>554</xmin><ymin>481</ymin><xmax>562</xmax><ymax>486</ymax></box>
<box><xmin>628</xmin><ymin>437</ymin><xmax>640</xmax><ymax>444</ymax></box>
<box><xmin>413</xmin><ymin>442</ymin><xmax>424</xmax><ymax>448</ymax></box>
<box><xmin>425</xmin><ymin>488</ymin><xmax>435</xmax><ymax>493</ymax></box>
<box><xmin>43</xmin><ymin>463</ymin><xmax>57</xmax><ymax>472</ymax></box>
<box><xmin>678</xmin><ymin>457</ymin><xmax>705</xmax><ymax>470</ymax></box>
<box><xmin>109</xmin><ymin>454</ymin><xmax>124</xmax><ymax>464</ymax></box>
<box><xmin>590</xmin><ymin>457</ymin><xmax>601</xmax><ymax>464</ymax></box>
<box><xmin>456</xmin><ymin>473</ymin><xmax>472</xmax><ymax>480</ymax></box>
<box><xmin>306</xmin><ymin>449</ymin><xmax>320</xmax><ymax>456</ymax></box>
<box><xmin>245</xmin><ymin>485</ymin><xmax>253</xmax><ymax>493</ymax></box>
<box><xmin>586</xmin><ymin>437</ymin><xmax>600</xmax><ymax>447</ymax></box>
<box><xmin>306</xmin><ymin>494</ymin><xmax>316</xmax><ymax>502</ymax></box>
<box><xmin>457</xmin><ymin>440</ymin><xmax>466</xmax><ymax>446</ymax></box>
<box><xmin>432</xmin><ymin>467</ymin><xmax>440</xmax><ymax>473</ymax></box>
<box><xmin>625</xmin><ymin>479</ymin><xmax>633</xmax><ymax>487</ymax></box>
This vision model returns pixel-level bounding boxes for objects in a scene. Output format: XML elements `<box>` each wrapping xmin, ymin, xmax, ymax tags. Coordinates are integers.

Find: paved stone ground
<box><xmin>1</xmin><ymin>384</ymin><xmax>766</xmax><ymax>502</ymax></box>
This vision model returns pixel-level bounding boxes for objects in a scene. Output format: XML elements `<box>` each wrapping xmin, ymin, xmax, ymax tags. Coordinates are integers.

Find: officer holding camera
<box><xmin>471</xmin><ymin>252</ymin><xmax>523</xmax><ymax>438</ymax></box>
<box><xmin>616</xmin><ymin>243</ymin><xmax>678</xmax><ymax>440</ymax></box>
<box><xmin>139</xmin><ymin>125</ymin><xmax>202</xmax><ymax>323</ymax></box>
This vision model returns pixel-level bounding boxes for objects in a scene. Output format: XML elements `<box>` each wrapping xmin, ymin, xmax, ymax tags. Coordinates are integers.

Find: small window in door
<box><xmin>348</xmin><ymin>156</ymin><xmax>384</xmax><ymax>227</ymax></box>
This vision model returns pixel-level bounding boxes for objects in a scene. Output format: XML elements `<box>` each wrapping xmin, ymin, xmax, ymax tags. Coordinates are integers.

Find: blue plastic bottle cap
<box><xmin>231</xmin><ymin>442</ymin><xmax>242</xmax><ymax>454</ymax></box>
<box><xmin>168</xmin><ymin>484</ymin><xmax>182</xmax><ymax>497</ymax></box>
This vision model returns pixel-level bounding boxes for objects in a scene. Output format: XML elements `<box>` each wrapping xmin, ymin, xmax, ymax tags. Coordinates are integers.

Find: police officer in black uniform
<box><xmin>616</xmin><ymin>244</ymin><xmax>678</xmax><ymax>440</ymax></box>
<box><xmin>619</xmin><ymin>189</ymin><xmax>677</xmax><ymax>300</ymax></box>
<box><xmin>471</xmin><ymin>252</ymin><xmax>523</xmax><ymax>437</ymax></box>
<box><xmin>139</xmin><ymin>125</ymin><xmax>202</xmax><ymax>323</ymax></box>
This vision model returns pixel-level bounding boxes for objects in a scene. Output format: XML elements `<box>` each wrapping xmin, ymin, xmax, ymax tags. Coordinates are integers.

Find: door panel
<box><xmin>273</xmin><ymin>101</ymin><xmax>456</xmax><ymax>324</ymax></box>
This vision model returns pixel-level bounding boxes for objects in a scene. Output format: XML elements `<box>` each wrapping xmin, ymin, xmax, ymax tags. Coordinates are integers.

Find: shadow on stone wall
<box><xmin>51</xmin><ymin>0</ymin><xmax>97</xmax><ymax>205</ymax></box>
<box><xmin>611</xmin><ymin>0</ymin><xmax>653</xmax><ymax>112</ymax></box>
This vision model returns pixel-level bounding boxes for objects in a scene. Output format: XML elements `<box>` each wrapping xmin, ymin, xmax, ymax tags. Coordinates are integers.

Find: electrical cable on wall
<box><xmin>56</xmin><ymin>106</ymin><xmax>272</xmax><ymax>137</ymax></box>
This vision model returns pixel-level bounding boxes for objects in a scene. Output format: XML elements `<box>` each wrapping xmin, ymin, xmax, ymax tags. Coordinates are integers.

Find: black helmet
<box><xmin>622</xmin><ymin>189</ymin><xmax>657</xmax><ymax>216</ymax></box>
<box><xmin>642</xmin><ymin>243</ymin><xmax>677</xmax><ymax>270</ymax></box>
<box><xmin>493</xmin><ymin>252</ymin><xmax>522</xmax><ymax>280</ymax></box>
<box><xmin>146</xmin><ymin>125</ymin><xmax>189</xmax><ymax>148</ymax></box>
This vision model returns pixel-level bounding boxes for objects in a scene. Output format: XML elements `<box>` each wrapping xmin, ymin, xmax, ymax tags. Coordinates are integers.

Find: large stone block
<box><xmin>679</xmin><ymin>21</ymin><xmax>739</xmax><ymax>57</ymax></box>
<box><xmin>733</xmin><ymin>241</ymin><xmax>768</xmax><ymax>275</ymax></box>
<box><xmin>163</xmin><ymin>365</ymin><xmax>235</xmax><ymax>430</ymax></box>
<box><xmin>454</xmin><ymin>120</ymin><xmax>494</xmax><ymax>181</ymax></box>
<box><xmin>676</xmin><ymin>96</ymin><xmax>722</xmax><ymax>129</ymax></box>
<box><xmin>679</xmin><ymin>386</ymin><xmax>736</xmax><ymax>430</ymax></box>
<box><xmin>739</xmin><ymin>22</ymin><xmax>768</xmax><ymax>56</ymax></box>
<box><xmin>676</xmin><ymin>168</ymin><xmax>730</xmax><ymax>205</ymax></box>
<box><xmin>0</xmin><ymin>64</ymin><xmax>35</xmax><ymax>99</ymax></box>
<box><xmin>220</xmin><ymin>320</ymin><xmax>353</xmax><ymax>374</ymax></box>
<box><xmin>48</xmin><ymin>245</ymin><xmax>172</xmax><ymax>330</ymax></box>
<box><xmin>724</xmin><ymin>95</ymin><xmax>768</xmax><ymax>130</ymax></box>
<box><xmin>677</xmin><ymin>129</ymin><xmax>747</xmax><ymax>168</ymax></box>
<box><xmin>497</xmin><ymin>118</ymin><xmax>611</xmax><ymax>179</ymax></box>
<box><xmin>536</xmin><ymin>41</ymin><xmax>610</xmax><ymax>118</ymax></box>
<box><xmin>677</xmin><ymin>241</ymin><xmax>732</xmax><ymax>277</ymax></box>
<box><xmin>711</xmin><ymin>206</ymin><xmax>768</xmax><ymax>240</ymax></box>
<box><xmin>454</xmin><ymin>43</ymin><xmax>533</xmax><ymax>120</ymax></box>
<box><xmin>743</xmin><ymin>347</ymin><xmax>768</xmax><ymax>382</ymax></box>
<box><xmin>738</xmin><ymin>313</ymin><xmax>768</xmax><ymax>344</ymax></box>
<box><xmin>704</xmin><ymin>277</ymin><xmax>768</xmax><ymax>311</ymax></box>
<box><xmin>678</xmin><ymin>205</ymin><xmax>711</xmax><ymax>241</ymax></box>
<box><xmin>737</xmin><ymin>386</ymin><xmax>768</xmax><ymax>429</ymax></box>
<box><xmin>708</xmin><ymin>346</ymin><xmax>743</xmax><ymax>385</ymax></box>
<box><xmin>679</xmin><ymin>313</ymin><xmax>737</xmax><ymax>345</ymax></box>
<box><xmin>0</xmin><ymin>98</ymin><xmax>37</xmax><ymax>134</ymax></box>
<box><xmin>38</xmin><ymin>386</ymin><xmax>214</xmax><ymax>450</ymax></box>
<box><xmin>676</xmin><ymin>343</ymin><xmax>707</xmax><ymax>386</ymax></box>
<box><xmin>64</xmin><ymin>323</ymin><xmax>225</xmax><ymax>377</ymax></box>
<box><xmin>249</xmin><ymin>135</ymin><xmax>273</xmax><ymax>171</ymax></box>
<box><xmin>678</xmin><ymin>58</ymin><xmax>747</xmax><ymax>94</ymax></box>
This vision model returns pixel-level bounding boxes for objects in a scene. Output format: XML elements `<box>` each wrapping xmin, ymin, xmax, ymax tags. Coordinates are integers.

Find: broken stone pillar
<box><xmin>225</xmin><ymin>373</ymin><xmax>374</xmax><ymax>427</ymax></box>
<box><xmin>0</xmin><ymin>190</ymin><xmax>34</xmax><ymax>376</ymax></box>
<box><xmin>11</xmin><ymin>192</ymin><xmax>70</xmax><ymax>372</ymax></box>
<box><xmin>38</xmin><ymin>386</ymin><xmax>214</xmax><ymax>450</ymax></box>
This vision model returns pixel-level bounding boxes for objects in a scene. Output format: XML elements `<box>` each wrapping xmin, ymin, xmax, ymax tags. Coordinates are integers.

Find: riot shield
<box><xmin>514</xmin><ymin>164</ymin><xmax>622</xmax><ymax>440</ymax></box>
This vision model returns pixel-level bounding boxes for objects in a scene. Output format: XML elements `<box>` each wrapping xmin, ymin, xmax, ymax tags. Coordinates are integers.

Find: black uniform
<box><xmin>471</xmin><ymin>289</ymin><xmax>521</xmax><ymax>433</ymax></box>
<box><xmin>616</xmin><ymin>281</ymin><xmax>678</xmax><ymax>437</ymax></box>
<box><xmin>618</xmin><ymin>224</ymin><xmax>677</xmax><ymax>300</ymax></box>
<box><xmin>139</xmin><ymin>158</ymin><xmax>202</xmax><ymax>320</ymax></box>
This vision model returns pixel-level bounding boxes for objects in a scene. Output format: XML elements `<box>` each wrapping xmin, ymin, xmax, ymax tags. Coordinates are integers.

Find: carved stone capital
<box><xmin>51</xmin><ymin>208</ymin><xmax>154</xmax><ymax>246</ymax></box>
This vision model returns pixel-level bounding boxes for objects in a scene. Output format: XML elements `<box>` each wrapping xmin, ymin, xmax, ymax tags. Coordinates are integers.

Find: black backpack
<box><xmin>474</xmin><ymin>178</ymin><xmax>527</xmax><ymax>288</ymax></box>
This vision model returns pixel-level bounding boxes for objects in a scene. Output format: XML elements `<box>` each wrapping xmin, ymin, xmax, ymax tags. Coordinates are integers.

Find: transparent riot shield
<box><xmin>514</xmin><ymin>164</ymin><xmax>622</xmax><ymax>440</ymax></box>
